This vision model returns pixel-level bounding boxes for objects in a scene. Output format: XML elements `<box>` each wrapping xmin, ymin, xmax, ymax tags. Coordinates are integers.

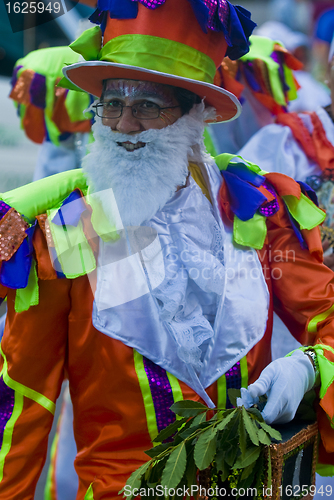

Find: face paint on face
<box><xmin>100</xmin><ymin>79</ymin><xmax>183</xmax><ymax>139</ymax></box>
<box><xmin>103</xmin><ymin>79</ymin><xmax>176</xmax><ymax>107</ymax></box>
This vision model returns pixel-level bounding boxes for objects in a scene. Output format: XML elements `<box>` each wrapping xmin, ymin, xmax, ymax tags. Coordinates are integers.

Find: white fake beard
<box><xmin>82</xmin><ymin>103</ymin><xmax>214</xmax><ymax>227</ymax></box>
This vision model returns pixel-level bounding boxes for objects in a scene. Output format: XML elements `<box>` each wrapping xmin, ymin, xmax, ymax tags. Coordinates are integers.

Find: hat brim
<box><xmin>63</xmin><ymin>61</ymin><xmax>241</xmax><ymax>123</ymax></box>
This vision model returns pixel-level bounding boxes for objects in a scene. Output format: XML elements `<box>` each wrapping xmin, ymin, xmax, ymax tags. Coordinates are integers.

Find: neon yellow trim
<box><xmin>84</xmin><ymin>483</ymin><xmax>95</xmax><ymax>500</ymax></box>
<box><xmin>214</xmin><ymin>153</ymin><xmax>262</xmax><ymax>174</ymax></box>
<box><xmin>0</xmin><ymin>345</ymin><xmax>55</xmax><ymax>415</ymax></box>
<box><xmin>166</xmin><ymin>372</ymin><xmax>183</xmax><ymax>406</ymax></box>
<box><xmin>283</xmin><ymin>193</ymin><xmax>326</xmax><ymax>230</ymax></box>
<box><xmin>47</xmin><ymin>216</ymin><xmax>96</xmax><ymax>279</ymax></box>
<box><xmin>288</xmin><ymin>345</ymin><xmax>334</xmax><ymax>401</ymax></box>
<box><xmin>44</xmin><ymin>426</ymin><xmax>59</xmax><ymax>500</ymax></box>
<box><xmin>217</xmin><ymin>375</ymin><xmax>226</xmax><ymax>409</ymax></box>
<box><xmin>316</xmin><ymin>463</ymin><xmax>334</xmax><ymax>476</ymax></box>
<box><xmin>0</xmin><ymin>169</ymin><xmax>88</xmax><ymax>221</ymax></box>
<box><xmin>203</xmin><ymin>128</ymin><xmax>217</xmax><ymax>157</ymax></box>
<box><xmin>133</xmin><ymin>350</ymin><xmax>159</xmax><ymax>441</ymax></box>
<box><xmin>100</xmin><ymin>34</ymin><xmax>216</xmax><ymax>84</ymax></box>
<box><xmin>240</xmin><ymin>356</ymin><xmax>248</xmax><ymax>389</ymax></box>
<box><xmin>14</xmin><ymin>259</ymin><xmax>39</xmax><ymax>313</ymax></box>
<box><xmin>217</xmin><ymin>357</ymin><xmax>248</xmax><ymax>409</ymax></box>
<box><xmin>307</xmin><ymin>305</ymin><xmax>334</xmax><ymax>334</ymax></box>
<box><xmin>0</xmin><ymin>390</ymin><xmax>24</xmax><ymax>481</ymax></box>
<box><xmin>233</xmin><ymin>212</ymin><xmax>267</xmax><ymax>250</ymax></box>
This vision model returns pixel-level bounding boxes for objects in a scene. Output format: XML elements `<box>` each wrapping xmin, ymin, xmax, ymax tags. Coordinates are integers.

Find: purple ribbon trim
<box><xmin>0</xmin><ymin>377</ymin><xmax>15</xmax><ymax>450</ymax></box>
<box><xmin>0</xmin><ymin>222</ymin><xmax>37</xmax><ymax>290</ymax></box>
<box><xmin>143</xmin><ymin>357</ymin><xmax>176</xmax><ymax>432</ymax></box>
<box><xmin>30</xmin><ymin>73</ymin><xmax>46</xmax><ymax>109</ymax></box>
<box><xmin>221</xmin><ymin>170</ymin><xmax>267</xmax><ymax>221</ymax></box>
<box><xmin>52</xmin><ymin>190</ymin><xmax>87</xmax><ymax>227</ymax></box>
<box><xmin>225</xmin><ymin>361</ymin><xmax>241</xmax><ymax>409</ymax></box>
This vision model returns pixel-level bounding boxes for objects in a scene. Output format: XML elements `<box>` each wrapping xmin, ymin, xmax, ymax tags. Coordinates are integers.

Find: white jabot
<box><xmin>92</xmin><ymin>162</ymin><xmax>269</xmax><ymax>407</ymax></box>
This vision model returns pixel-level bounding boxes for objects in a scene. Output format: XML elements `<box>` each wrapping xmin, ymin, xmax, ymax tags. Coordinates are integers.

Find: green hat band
<box><xmin>100</xmin><ymin>34</ymin><xmax>217</xmax><ymax>84</ymax></box>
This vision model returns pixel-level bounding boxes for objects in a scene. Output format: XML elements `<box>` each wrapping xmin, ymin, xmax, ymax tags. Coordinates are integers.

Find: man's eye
<box><xmin>139</xmin><ymin>101</ymin><xmax>159</xmax><ymax>109</ymax></box>
<box><xmin>105</xmin><ymin>100</ymin><xmax>122</xmax><ymax>108</ymax></box>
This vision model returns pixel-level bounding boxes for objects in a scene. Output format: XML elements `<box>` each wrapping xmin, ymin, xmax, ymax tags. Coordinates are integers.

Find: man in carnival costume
<box><xmin>1</xmin><ymin>1</ymin><xmax>334</xmax><ymax>498</ymax></box>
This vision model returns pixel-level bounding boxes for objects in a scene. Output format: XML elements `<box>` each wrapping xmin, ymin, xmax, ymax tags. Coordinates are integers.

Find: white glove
<box><xmin>238</xmin><ymin>350</ymin><xmax>315</xmax><ymax>424</ymax></box>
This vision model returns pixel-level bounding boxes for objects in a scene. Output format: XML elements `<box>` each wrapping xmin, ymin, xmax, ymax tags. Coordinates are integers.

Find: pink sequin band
<box><xmin>258</xmin><ymin>182</ymin><xmax>280</xmax><ymax>218</ymax></box>
<box><xmin>225</xmin><ymin>361</ymin><xmax>241</xmax><ymax>409</ymax></box>
<box><xmin>131</xmin><ymin>0</ymin><xmax>165</xmax><ymax>7</ymax></box>
<box><xmin>0</xmin><ymin>377</ymin><xmax>15</xmax><ymax>449</ymax></box>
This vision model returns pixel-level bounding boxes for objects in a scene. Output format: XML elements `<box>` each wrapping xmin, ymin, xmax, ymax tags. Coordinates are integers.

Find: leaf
<box><xmin>241</xmin><ymin>460</ymin><xmax>256</xmax><ymax>481</ymax></box>
<box><xmin>215</xmin><ymin>451</ymin><xmax>231</xmax><ymax>483</ymax></box>
<box><xmin>241</xmin><ymin>407</ymin><xmax>259</xmax><ymax>446</ymax></box>
<box><xmin>227</xmin><ymin>388</ymin><xmax>241</xmax><ymax>408</ymax></box>
<box><xmin>194</xmin><ymin>426</ymin><xmax>218</xmax><ymax>470</ymax></box>
<box><xmin>215</xmin><ymin>451</ymin><xmax>230</xmax><ymax>482</ymax></box>
<box><xmin>153</xmin><ymin>417</ymin><xmax>188</xmax><ymax>443</ymax></box>
<box><xmin>190</xmin><ymin>411</ymin><xmax>208</xmax><ymax>427</ymax></box>
<box><xmin>257</xmin><ymin>428</ymin><xmax>271</xmax><ymax>446</ymax></box>
<box><xmin>258</xmin><ymin>421</ymin><xmax>282</xmax><ymax>442</ymax></box>
<box><xmin>145</xmin><ymin>442</ymin><xmax>172</xmax><ymax>458</ymax></box>
<box><xmin>161</xmin><ymin>442</ymin><xmax>187</xmax><ymax>490</ymax></box>
<box><xmin>170</xmin><ymin>400</ymin><xmax>208</xmax><ymax>418</ymax></box>
<box><xmin>120</xmin><ymin>461</ymin><xmax>150</xmax><ymax>499</ymax></box>
<box><xmin>179</xmin><ymin>422</ymin><xmax>210</xmax><ymax>440</ymax></box>
<box><xmin>247</xmin><ymin>407</ymin><xmax>264</xmax><ymax>421</ymax></box>
<box><xmin>238</xmin><ymin>414</ymin><xmax>247</xmax><ymax>457</ymax></box>
<box><xmin>149</xmin><ymin>457</ymin><xmax>168</xmax><ymax>484</ymax></box>
<box><xmin>233</xmin><ymin>446</ymin><xmax>261</xmax><ymax>469</ymax></box>
<box><xmin>267</xmin><ymin>447</ymin><xmax>272</xmax><ymax>489</ymax></box>
<box><xmin>185</xmin><ymin>453</ymin><xmax>197</xmax><ymax>489</ymax></box>
<box><xmin>225</xmin><ymin>444</ymin><xmax>239</xmax><ymax>467</ymax></box>
<box><xmin>216</xmin><ymin>408</ymin><xmax>237</xmax><ymax>432</ymax></box>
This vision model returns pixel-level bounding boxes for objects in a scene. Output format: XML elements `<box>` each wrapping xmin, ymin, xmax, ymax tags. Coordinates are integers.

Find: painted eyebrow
<box><xmin>102</xmin><ymin>89</ymin><xmax>171</xmax><ymax>103</ymax></box>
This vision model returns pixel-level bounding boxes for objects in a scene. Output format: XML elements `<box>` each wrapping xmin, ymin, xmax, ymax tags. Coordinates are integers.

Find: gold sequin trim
<box><xmin>0</xmin><ymin>208</ymin><xmax>28</xmax><ymax>261</ymax></box>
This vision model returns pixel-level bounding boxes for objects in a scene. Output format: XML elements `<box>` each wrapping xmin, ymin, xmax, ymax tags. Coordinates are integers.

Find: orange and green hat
<box><xmin>61</xmin><ymin>0</ymin><xmax>256</xmax><ymax>123</ymax></box>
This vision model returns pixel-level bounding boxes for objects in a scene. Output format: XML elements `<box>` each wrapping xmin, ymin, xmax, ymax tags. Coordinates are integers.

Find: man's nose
<box><xmin>114</xmin><ymin>107</ymin><xmax>142</xmax><ymax>134</ymax></box>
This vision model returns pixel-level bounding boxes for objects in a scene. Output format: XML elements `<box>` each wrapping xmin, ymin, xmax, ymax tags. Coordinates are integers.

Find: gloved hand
<box><xmin>238</xmin><ymin>350</ymin><xmax>315</xmax><ymax>424</ymax></box>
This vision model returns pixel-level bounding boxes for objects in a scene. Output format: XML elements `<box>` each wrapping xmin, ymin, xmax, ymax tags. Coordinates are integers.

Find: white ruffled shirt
<box><xmin>92</xmin><ymin>162</ymin><xmax>269</xmax><ymax>406</ymax></box>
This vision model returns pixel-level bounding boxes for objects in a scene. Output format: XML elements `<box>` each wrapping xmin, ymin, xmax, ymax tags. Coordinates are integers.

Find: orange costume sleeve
<box><xmin>255</xmin><ymin>197</ymin><xmax>334</xmax><ymax>466</ymax></box>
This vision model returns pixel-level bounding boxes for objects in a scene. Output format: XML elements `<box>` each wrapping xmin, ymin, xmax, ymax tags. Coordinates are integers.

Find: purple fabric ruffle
<box><xmin>30</xmin><ymin>73</ymin><xmax>46</xmax><ymax>109</ymax></box>
<box><xmin>10</xmin><ymin>65</ymin><xmax>23</xmax><ymax>91</ymax></box>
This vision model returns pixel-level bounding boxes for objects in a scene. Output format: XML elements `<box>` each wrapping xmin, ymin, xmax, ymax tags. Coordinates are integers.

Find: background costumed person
<box><xmin>0</xmin><ymin>1</ymin><xmax>334</xmax><ymax>498</ymax></box>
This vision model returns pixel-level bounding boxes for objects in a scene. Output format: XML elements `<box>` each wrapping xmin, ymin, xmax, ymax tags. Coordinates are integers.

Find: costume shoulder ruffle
<box><xmin>215</xmin><ymin>153</ymin><xmax>326</xmax><ymax>259</ymax></box>
<box><xmin>0</xmin><ymin>170</ymin><xmax>97</xmax><ymax>313</ymax></box>
<box><xmin>10</xmin><ymin>46</ymin><xmax>94</xmax><ymax>145</ymax></box>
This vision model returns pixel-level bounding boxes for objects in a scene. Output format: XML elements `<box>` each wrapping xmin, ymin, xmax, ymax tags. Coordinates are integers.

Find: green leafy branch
<box><xmin>120</xmin><ymin>394</ymin><xmax>282</xmax><ymax>500</ymax></box>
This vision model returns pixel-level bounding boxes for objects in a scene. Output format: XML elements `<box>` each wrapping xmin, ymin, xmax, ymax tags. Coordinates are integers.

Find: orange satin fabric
<box><xmin>1</xmin><ymin>203</ymin><xmax>334</xmax><ymax>497</ymax></box>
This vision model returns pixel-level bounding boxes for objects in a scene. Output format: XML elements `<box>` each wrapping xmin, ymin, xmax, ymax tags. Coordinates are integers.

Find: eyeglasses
<box><xmin>93</xmin><ymin>100</ymin><xmax>181</xmax><ymax>120</ymax></box>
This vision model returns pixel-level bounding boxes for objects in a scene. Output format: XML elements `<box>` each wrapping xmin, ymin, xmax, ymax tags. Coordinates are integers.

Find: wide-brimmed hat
<box><xmin>62</xmin><ymin>0</ymin><xmax>256</xmax><ymax>123</ymax></box>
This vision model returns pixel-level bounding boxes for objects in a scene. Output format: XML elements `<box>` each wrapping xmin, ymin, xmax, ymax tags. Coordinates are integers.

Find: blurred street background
<box><xmin>1</xmin><ymin>0</ymin><xmax>334</xmax><ymax>498</ymax></box>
